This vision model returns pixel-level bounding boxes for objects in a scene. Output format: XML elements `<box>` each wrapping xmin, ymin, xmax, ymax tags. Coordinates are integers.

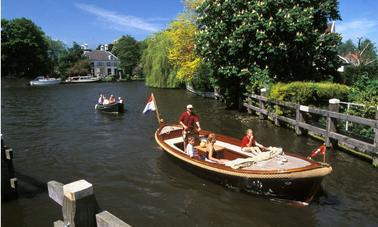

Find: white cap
<box><xmin>187</xmin><ymin>104</ymin><xmax>193</xmax><ymax>109</ymax></box>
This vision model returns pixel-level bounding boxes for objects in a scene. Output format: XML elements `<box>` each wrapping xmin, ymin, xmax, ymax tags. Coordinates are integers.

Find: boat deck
<box><xmin>164</xmin><ymin>134</ymin><xmax>312</xmax><ymax>170</ymax></box>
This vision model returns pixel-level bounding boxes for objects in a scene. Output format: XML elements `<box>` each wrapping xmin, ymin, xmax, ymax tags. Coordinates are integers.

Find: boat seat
<box><xmin>214</xmin><ymin>141</ymin><xmax>255</xmax><ymax>157</ymax></box>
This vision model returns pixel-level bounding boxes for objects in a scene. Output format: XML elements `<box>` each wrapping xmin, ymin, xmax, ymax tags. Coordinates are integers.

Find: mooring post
<box><xmin>48</xmin><ymin>180</ymin><xmax>132</xmax><ymax>227</ymax></box>
<box><xmin>1</xmin><ymin>136</ymin><xmax>18</xmax><ymax>201</ymax></box>
<box><xmin>372</xmin><ymin>109</ymin><xmax>378</xmax><ymax>167</ymax></box>
<box><xmin>48</xmin><ymin>180</ymin><xmax>99</xmax><ymax>227</ymax></box>
<box><xmin>259</xmin><ymin>88</ymin><xmax>267</xmax><ymax>120</ymax></box>
<box><xmin>63</xmin><ymin>180</ymin><xmax>99</xmax><ymax>227</ymax></box>
<box><xmin>326</xmin><ymin>99</ymin><xmax>340</xmax><ymax>148</ymax></box>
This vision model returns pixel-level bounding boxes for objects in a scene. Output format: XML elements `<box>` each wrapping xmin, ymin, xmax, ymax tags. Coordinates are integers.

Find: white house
<box><xmin>82</xmin><ymin>44</ymin><xmax>121</xmax><ymax>77</ymax></box>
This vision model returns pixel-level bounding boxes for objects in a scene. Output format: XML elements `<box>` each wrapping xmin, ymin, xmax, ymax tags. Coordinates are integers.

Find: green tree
<box><xmin>141</xmin><ymin>32</ymin><xmax>180</xmax><ymax>88</ymax></box>
<box><xmin>1</xmin><ymin>18</ymin><xmax>50</xmax><ymax>78</ymax></box>
<box><xmin>112</xmin><ymin>35</ymin><xmax>140</xmax><ymax>79</ymax></box>
<box><xmin>338</xmin><ymin>39</ymin><xmax>356</xmax><ymax>56</ymax></box>
<box><xmin>67</xmin><ymin>59</ymin><xmax>91</xmax><ymax>76</ymax></box>
<box><xmin>58</xmin><ymin>42</ymin><xmax>84</xmax><ymax>77</ymax></box>
<box><xmin>46</xmin><ymin>37</ymin><xmax>67</xmax><ymax>77</ymax></box>
<box><xmin>196</xmin><ymin>0</ymin><xmax>342</xmax><ymax>107</ymax></box>
<box><xmin>338</xmin><ymin>38</ymin><xmax>377</xmax><ymax>65</ymax></box>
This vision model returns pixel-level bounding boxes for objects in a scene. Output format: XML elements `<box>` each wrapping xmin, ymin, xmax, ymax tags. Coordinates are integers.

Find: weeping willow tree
<box><xmin>142</xmin><ymin>31</ymin><xmax>181</xmax><ymax>88</ymax></box>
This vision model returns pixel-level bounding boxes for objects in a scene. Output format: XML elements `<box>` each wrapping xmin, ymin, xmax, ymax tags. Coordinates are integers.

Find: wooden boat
<box><xmin>155</xmin><ymin>123</ymin><xmax>332</xmax><ymax>205</ymax></box>
<box><xmin>30</xmin><ymin>76</ymin><xmax>61</xmax><ymax>86</ymax></box>
<box><xmin>95</xmin><ymin>102</ymin><xmax>124</xmax><ymax>113</ymax></box>
<box><xmin>65</xmin><ymin>75</ymin><xmax>101</xmax><ymax>83</ymax></box>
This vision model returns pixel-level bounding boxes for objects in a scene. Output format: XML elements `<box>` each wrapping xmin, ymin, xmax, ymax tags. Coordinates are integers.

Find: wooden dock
<box><xmin>243</xmin><ymin>94</ymin><xmax>378</xmax><ymax>167</ymax></box>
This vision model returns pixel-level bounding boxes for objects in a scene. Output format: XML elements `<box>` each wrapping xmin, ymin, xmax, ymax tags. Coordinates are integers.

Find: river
<box><xmin>1</xmin><ymin>81</ymin><xmax>377</xmax><ymax>227</ymax></box>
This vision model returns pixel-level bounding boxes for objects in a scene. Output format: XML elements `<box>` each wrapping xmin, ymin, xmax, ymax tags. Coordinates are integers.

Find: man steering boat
<box><xmin>179</xmin><ymin>104</ymin><xmax>201</xmax><ymax>149</ymax></box>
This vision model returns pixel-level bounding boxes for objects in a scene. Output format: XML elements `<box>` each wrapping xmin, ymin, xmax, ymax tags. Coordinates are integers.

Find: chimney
<box><xmin>105</xmin><ymin>44</ymin><xmax>108</xmax><ymax>51</ymax></box>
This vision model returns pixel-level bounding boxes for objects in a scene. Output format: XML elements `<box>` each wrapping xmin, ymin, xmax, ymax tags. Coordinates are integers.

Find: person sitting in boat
<box><xmin>98</xmin><ymin>94</ymin><xmax>104</xmax><ymax>104</ymax></box>
<box><xmin>186</xmin><ymin>136</ymin><xmax>197</xmax><ymax>158</ymax></box>
<box><xmin>118</xmin><ymin>97</ymin><xmax>123</xmax><ymax>104</ymax></box>
<box><xmin>206</xmin><ymin>133</ymin><xmax>228</xmax><ymax>164</ymax></box>
<box><xmin>109</xmin><ymin>95</ymin><xmax>116</xmax><ymax>104</ymax></box>
<box><xmin>240</xmin><ymin>129</ymin><xmax>267</xmax><ymax>155</ymax></box>
<box><xmin>179</xmin><ymin>104</ymin><xmax>201</xmax><ymax>146</ymax></box>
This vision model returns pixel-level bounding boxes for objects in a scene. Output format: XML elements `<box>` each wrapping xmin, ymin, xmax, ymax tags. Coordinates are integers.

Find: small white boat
<box><xmin>65</xmin><ymin>75</ymin><xmax>101</xmax><ymax>83</ymax></box>
<box><xmin>30</xmin><ymin>76</ymin><xmax>61</xmax><ymax>86</ymax></box>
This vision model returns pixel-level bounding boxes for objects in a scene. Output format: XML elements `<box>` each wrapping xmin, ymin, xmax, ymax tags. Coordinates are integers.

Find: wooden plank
<box><xmin>329</xmin><ymin>132</ymin><xmax>376</xmax><ymax>154</ymax></box>
<box><xmin>306</xmin><ymin>106</ymin><xmax>329</xmax><ymax>117</ymax></box>
<box><xmin>96</xmin><ymin>211</ymin><xmax>132</xmax><ymax>227</ymax></box>
<box><xmin>297</xmin><ymin>122</ymin><xmax>327</xmax><ymax>136</ymax></box>
<box><xmin>243</xmin><ymin>103</ymin><xmax>266</xmax><ymax>114</ymax></box>
<box><xmin>48</xmin><ymin>181</ymin><xmax>64</xmax><ymax>206</ymax></box>
<box><xmin>277</xmin><ymin>115</ymin><xmax>296</xmax><ymax>125</ymax></box>
<box><xmin>328</xmin><ymin>111</ymin><xmax>377</xmax><ymax>128</ymax></box>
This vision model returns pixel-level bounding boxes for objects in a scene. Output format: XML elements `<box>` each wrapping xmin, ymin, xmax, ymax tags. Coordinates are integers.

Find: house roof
<box><xmin>84</xmin><ymin>50</ymin><xmax>119</xmax><ymax>61</ymax></box>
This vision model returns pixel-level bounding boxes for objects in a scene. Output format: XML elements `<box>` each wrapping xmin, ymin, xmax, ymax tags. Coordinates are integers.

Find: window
<box><xmin>107</xmin><ymin>62</ymin><xmax>111</xmax><ymax>66</ymax></box>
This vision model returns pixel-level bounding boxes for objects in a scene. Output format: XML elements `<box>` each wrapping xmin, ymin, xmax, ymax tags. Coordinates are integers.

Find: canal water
<box><xmin>1</xmin><ymin>81</ymin><xmax>377</xmax><ymax>227</ymax></box>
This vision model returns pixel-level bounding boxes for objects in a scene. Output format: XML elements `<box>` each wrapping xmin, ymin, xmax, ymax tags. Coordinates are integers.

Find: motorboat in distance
<box><xmin>155</xmin><ymin>123</ymin><xmax>332</xmax><ymax>205</ymax></box>
<box><xmin>29</xmin><ymin>76</ymin><xmax>61</xmax><ymax>86</ymax></box>
<box><xmin>65</xmin><ymin>75</ymin><xmax>101</xmax><ymax>83</ymax></box>
<box><xmin>95</xmin><ymin>98</ymin><xmax>124</xmax><ymax>114</ymax></box>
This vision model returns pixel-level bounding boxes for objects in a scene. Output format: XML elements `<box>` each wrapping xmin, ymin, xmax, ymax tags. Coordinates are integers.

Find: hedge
<box><xmin>268</xmin><ymin>82</ymin><xmax>351</xmax><ymax>106</ymax></box>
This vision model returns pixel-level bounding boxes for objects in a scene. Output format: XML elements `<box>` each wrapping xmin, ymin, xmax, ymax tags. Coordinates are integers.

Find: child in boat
<box><xmin>240</xmin><ymin>129</ymin><xmax>267</xmax><ymax>155</ymax></box>
<box><xmin>206</xmin><ymin>133</ymin><xmax>228</xmax><ymax>164</ymax></box>
<box><xmin>186</xmin><ymin>136</ymin><xmax>196</xmax><ymax>158</ymax></box>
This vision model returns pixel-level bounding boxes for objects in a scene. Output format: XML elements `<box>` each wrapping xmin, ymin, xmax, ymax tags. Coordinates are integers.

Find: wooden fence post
<box><xmin>373</xmin><ymin>110</ymin><xmax>378</xmax><ymax>167</ymax></box>
<box><xmin>325</xmin><ymin>99</ymin><xmax>340</xmax><ymax>148</ymax></box>
<box><xmin>259</xmin><ymin>88</ymin><xmax>267</xmax><ymax>120</ymax></box>
<box><xmin>295</xmin><ymin>105</ymin><xmax>307</xmax><ymax>136</ymax></box>
<box><xmin>1</xmin><ymin>136</ymin><xmax>18</xmax><ymax>201</ymax></box>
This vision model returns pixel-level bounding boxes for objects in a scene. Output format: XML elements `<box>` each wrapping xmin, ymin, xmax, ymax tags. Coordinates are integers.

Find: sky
<box><xmin>2</xmin><ymin>0</ymin><xmax>378</xmax><ymax>48</ymax></box>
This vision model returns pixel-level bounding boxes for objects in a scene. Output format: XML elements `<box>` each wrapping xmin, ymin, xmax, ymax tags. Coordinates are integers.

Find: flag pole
<box><xmin>151</xmin><ymin>93</ymin><xmax>162</xmax><ymax>124</ymax></box>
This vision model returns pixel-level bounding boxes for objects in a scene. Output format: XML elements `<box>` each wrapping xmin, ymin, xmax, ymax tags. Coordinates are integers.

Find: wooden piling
<box><xmin>1</xmin><ymin>137</ymin><xmax>18</xmax><ymax>201</ymax></box>
<box><xmin>62</xmin><ymin>180</ymin><xmax>99</xmax><ymax>227</ymax></box>
<box><xmin>48</xmin><ymin>180</ymin><xmax>131</xmax><ymax>227</ymax></box>
<box><xmin>325</xmin><ymin>99</ymin><xmax>340</xmax><ymax>148</ymax></box>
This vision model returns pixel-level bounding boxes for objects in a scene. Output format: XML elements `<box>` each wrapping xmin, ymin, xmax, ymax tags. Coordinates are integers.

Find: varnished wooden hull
<box><xmin>155</xmin><ymin>124</ymin><xmax>332</xmax><ymax>204</ymax></box>
<box><xmin>165</xmin><ymin>152</ymin><xmax>322</xmax><ymax>204</ymax></box>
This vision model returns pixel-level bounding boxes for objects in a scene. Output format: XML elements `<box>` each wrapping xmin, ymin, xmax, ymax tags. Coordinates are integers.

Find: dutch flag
<box><xmin>142</xmin><ymin>94</ymin><xmax>156</xmax><ymax>114</ymax></box>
